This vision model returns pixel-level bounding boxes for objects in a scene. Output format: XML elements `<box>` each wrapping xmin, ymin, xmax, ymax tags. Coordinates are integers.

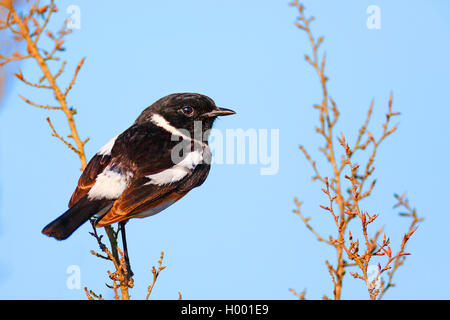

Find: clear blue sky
<box><xmin>0</xmin><ymin>0</ymin><xmax>449</xmax><ymax>299</ymax></box>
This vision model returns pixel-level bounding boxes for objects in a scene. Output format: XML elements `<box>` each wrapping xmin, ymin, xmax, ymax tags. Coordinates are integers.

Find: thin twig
<box><xmin>146</xmin><ymin>251</ymin><xmax>166</xmax><ymax>300</ymax></box>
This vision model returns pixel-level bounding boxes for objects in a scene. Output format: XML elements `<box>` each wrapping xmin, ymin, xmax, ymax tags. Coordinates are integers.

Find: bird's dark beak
<box><xmin>203</xmin><ymin>107</ymin><xmax>236</xmax><ymax>118</ymax></box>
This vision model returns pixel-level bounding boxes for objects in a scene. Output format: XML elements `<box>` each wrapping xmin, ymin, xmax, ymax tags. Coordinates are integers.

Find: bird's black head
<box><xmin>135</xmin><ymin>93</ymin><xmax>235</xmax><ymax>137</ymax></box>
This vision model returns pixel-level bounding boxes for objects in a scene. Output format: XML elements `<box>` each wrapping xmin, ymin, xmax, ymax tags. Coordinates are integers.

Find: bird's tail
<box><xmin>42</xmin><ymin>196</ymin><xmax>110</xmax><ymax>240</ymax></box>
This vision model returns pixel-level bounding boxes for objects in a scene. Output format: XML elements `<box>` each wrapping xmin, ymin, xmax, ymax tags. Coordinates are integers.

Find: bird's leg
<box><xmin>119</xmin><ymin>220</ymin><xmax>134</xmax><ymax>280</ymax></box>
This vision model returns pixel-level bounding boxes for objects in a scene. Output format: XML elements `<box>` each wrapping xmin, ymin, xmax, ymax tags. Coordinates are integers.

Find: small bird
<box><xmin>42</xmin><ymin>93</ymin><xmax>235</xmax><ymax>241</ymax></box>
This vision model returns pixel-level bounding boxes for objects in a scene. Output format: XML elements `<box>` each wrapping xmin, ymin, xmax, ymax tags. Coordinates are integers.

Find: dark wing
<box><xmin>69</xmin><ymin>152</ymin><xmax>112</xmax><ymax>207</ymax></box>
<box><xmin>96</xmin><ymin>162</ymin><xmax>211</xmax><ymax>226</ymax></box>
<box><xmin>69</xmin><ymin>123</ymin><xmax>173</xmax><ymax>208</ymax></box>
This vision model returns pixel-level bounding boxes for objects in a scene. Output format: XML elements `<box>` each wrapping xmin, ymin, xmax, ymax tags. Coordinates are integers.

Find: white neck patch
<box><xmin>145</xmin><ymin>150</ymin><xmax>204</xmax><ymax>186</ymax></box>
<box><xmin>150</xmin><ymin>113</ymin><xmax>206</xmax><ymax>147</ymax></box>
<box><xmin>147</xmin><ymin>113</ymin><xmax>209</xmax><ymax>186</ymax></box>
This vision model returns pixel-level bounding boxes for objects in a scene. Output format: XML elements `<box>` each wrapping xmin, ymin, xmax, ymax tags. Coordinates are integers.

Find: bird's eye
<box><xmin>180</xmin><ymin>106</ymin><xmax>194</xmax><ymax>116</ymax></box>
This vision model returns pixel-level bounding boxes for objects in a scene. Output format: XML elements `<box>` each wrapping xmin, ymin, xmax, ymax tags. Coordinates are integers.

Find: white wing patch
<box><xmin>97</xmin><ymin>135</ymin><xmax>118</xmax><ymax>156</ymax></box>
<box><xmin>145</xmin><ymin>150</ymin><xmax>203</xmax><ymax>186</ymax></box>
<box><xmin>88</xmin><ymin>167</ymin><xmax>132</xmax><ymax>200</ymax></box>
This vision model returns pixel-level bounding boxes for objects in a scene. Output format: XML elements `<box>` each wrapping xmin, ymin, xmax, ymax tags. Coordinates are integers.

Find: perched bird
<box><xmin>42</xmin><ymin>93</ymin><xmax>235</xmax><ymax>241</ymax></box>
